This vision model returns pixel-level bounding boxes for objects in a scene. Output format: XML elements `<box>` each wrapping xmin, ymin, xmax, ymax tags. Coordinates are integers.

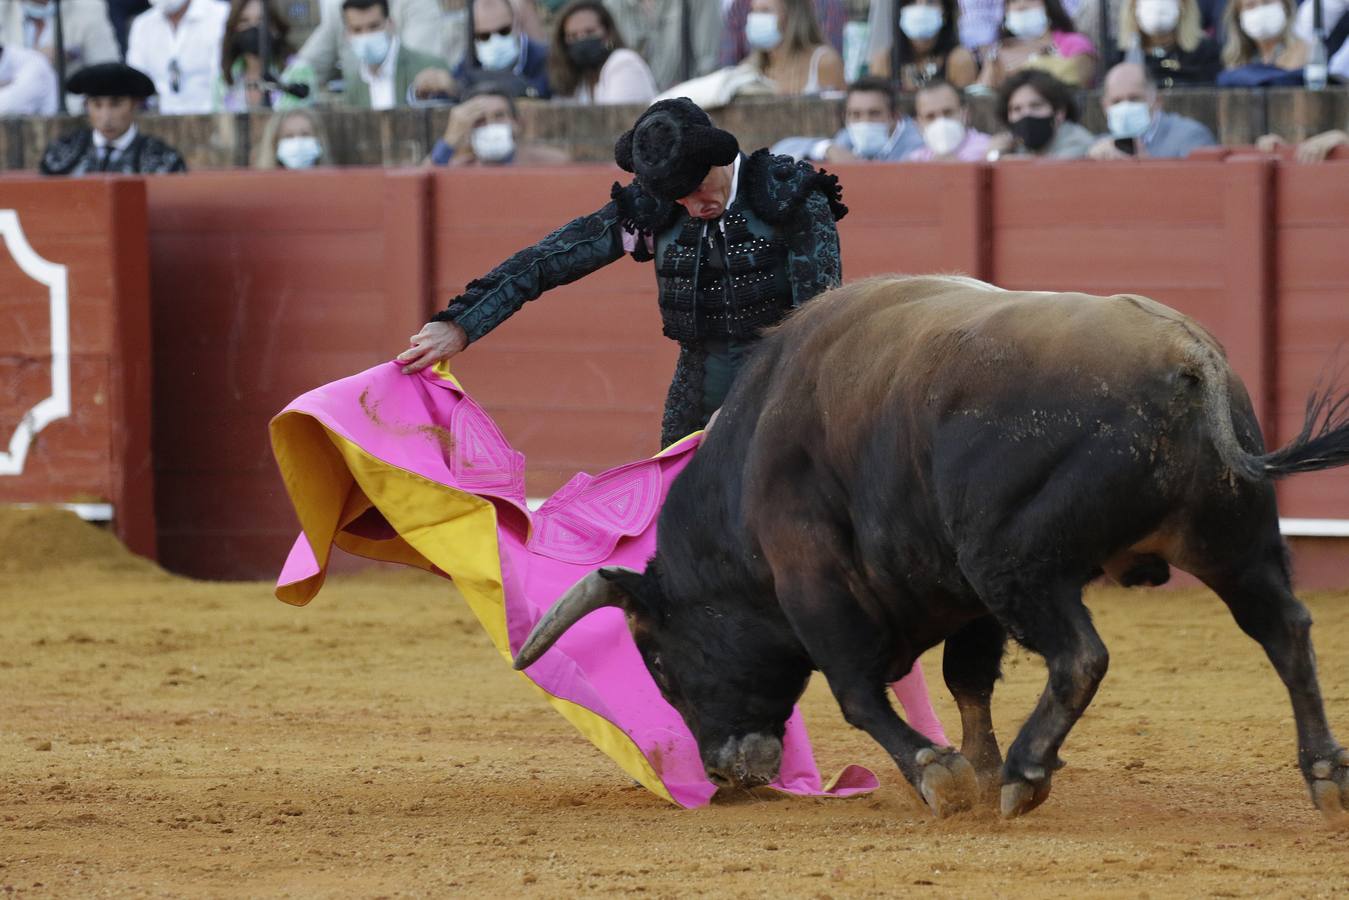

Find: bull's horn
<box><xmin>512</xmin><ymin>567</ymin><xmax>638</xmax><ymax>670</ymax></box>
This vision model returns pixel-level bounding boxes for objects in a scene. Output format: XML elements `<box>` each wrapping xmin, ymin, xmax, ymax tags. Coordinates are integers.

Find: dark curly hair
<box><xmin>998</xmin><ymin>68</ymin><xmax>1079</xmax><ymax>123</ymax></box>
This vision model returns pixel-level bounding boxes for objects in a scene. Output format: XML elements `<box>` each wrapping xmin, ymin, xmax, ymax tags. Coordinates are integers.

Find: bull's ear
<box><xmin>512</xmin><ymin>566</ymin><xmax>640</xmax><ymax>670</ymax></box>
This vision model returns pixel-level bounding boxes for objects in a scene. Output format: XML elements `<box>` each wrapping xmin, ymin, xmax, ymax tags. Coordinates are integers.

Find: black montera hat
<box><xmin>67</xmin><ymin>63</ymin><xmax>156</xmax><ymax>99</ymax></box>
<box><xmin>614</xmin><ymin>98</ymin><xmax>739</xmax><ymax>201</ymax></box>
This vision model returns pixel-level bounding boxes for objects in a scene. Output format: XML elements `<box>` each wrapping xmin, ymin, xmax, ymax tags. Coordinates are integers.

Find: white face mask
<box><xmin>1239</xmin><ymin>2</ymin><xmax>1287</xmax><ymax>40</ymax></box>
<box><xmin>476</xmin><ymin>31</ymin><xmax>520</xmax><ymax>70</ymax></box>
<box><xmin>1005</xmin><ymin>5</ymin><xmax>1049</xmax><ymax>38</ymax></box>
<box><xmin>745</xmin><ymin>11</ymin><xmax>782</xmax><ymax>50</ymax></box>
<box><xmin>899</xmin><ymin>4</ymin><xmax>944</xmax><ymax>41</ymax></box>
<box><xmin>276</xmin><ymin>135</ymin><xmax>322</xmax><ymax>169</ymax></box>
<box><xmin>846</xmin><ymin>121</ymin><xmax>892</xmax><ymax>158</ymax></box>
<box><xmin>1134</xmin><ymin>0</ymin><xmax>1180</xmax><ymax>35</ymax></box>
<box><xmin>349</xmin><ymin>28</ymin><xmax>392</xmax><ymax>67</ymax></box>
<box><xmin>471</xmin><ymin>121</ymin><xmax>514</xmax><ymax>162</ymax></box>
<box><xmin>923</xmin><ymin>116</ymin><xmax>966</xmax><ymax>155</ymax></box>
<box><xmin>1106</xmin><ymin>100</ymin><xmax>1152</xmax><ymax>138</ymax></box>
<box><xmin>151</xmin><ymin>0</ymin><xmax>190</xmax><ymax>15</ymax></box>
<box><xmin>22</xmin><ymin>1</ymin><xmax>55</xmax><ymax>20</ymax></box>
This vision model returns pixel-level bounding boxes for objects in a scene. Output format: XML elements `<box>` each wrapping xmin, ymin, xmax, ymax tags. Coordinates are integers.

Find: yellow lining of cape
<box><xmin>270</xmin><ymin>399</ymin><xmax>680</xmax><ymax>805</ymax></box>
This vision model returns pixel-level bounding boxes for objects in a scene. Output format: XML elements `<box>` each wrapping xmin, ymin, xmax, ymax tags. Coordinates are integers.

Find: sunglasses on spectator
<box><xmin>168</xmin><ymin>57</ymin><xmax>181</xmax><ymax>93</ymax></box>
<box><xmin>474</xmin><ymin>25</ymin><xmax>511</xmax><ymax>40</ymax></box>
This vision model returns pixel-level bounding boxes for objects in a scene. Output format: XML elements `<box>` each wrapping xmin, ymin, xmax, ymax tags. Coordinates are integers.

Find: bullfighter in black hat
<box><xmin>39</xmin><ymin>62</ymin><xmax>187</xmax><ymax>177</ymax></box>
<box><xmin>397</xmin><ymin>97</ymin><xmax>848</xmax><ymax>446</ymax></box>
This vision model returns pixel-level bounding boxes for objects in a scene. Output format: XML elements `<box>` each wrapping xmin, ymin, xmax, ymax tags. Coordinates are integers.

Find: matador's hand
<box><xmin>397</xmin><ymin>320</ymin><xmax>468</xmax><ymax>374</ymax></box>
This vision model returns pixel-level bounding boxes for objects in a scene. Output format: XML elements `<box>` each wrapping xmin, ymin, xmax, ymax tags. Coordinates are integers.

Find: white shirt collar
<box><xmin>726</xmin><ymin>154</ymin><xmax>742</xmax><ymax>208</ymax></box>
<box><xmin>92</xmin><ymin>124</ymin><xmax>139</xmax><ymax>153</ymax></box>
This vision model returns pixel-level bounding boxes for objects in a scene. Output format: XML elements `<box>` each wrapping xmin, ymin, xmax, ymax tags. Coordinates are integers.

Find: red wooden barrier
<box><xmin>0</xmin><ymin>178</ymin><xmax>155</xmax><ymax>557</ymax></box>
<box><xmin>143</xmin><ymin>169</ymin><xmax>430</xmax><ymax>578</ymax></box>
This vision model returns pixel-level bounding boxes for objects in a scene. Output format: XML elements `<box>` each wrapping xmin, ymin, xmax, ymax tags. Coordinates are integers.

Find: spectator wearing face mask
<box><xmin>40</xmin><ymin>63</ymin><xmax>185</xmax><ymax>174</ymax></box>
<box><xmin>739</xmin><ymin>0</ymin><xmax>845</xmax><ymax>96</ymax></box>
<box><xmin>868</xmin><ymin>0</ymin><xmax>979</xmax><ymax>90</ymax></box>
<box><xmin>126</xmin><ymin>0</ymin><xmax>229</xmax><ymax>114</ymax></box>
<box><xmin>1114</xmin><ymin>0</ymin><xmax>1220</xmax><ymax>86</ymax></box>
<box><xmin>340</xmin><ymin>0</ymin><xmax>450</xmax><ymax>110</ymax></box>
<box><xmin>1217</xmin><ymin>0</ymin><xmax>1308</xmax><ymax>84</ymax></box>
<box><xmin>254</xmin><ymin>108</ymin><xmax>331</xmax><ymax>169</ymax></box>
<box><xmin>428</xmin><ymin>86</ymin><xmax>569</xmax><ymax>166</ymax></box>
<box><xmin>453</xmin><ymin>0</ymin><xmax>551</xmax><ymax>99</ymax></box>
<box><xmin>770</xmin><ymin>76</ymin><xmax>923</xmax><ymax>162</ymax></box>
<box><xmin>976</xmin><ymin>0</ymin><xmax>1097</xmax><ymax>88</ymax></box>
<box><xmin>1086</xmin><ymin>62</ymin><xmax>1215</xmax><ymax>159</ymax></box>
<box><xmin>213</xmin><ymin>0</ymin><xmax>316</xmax><ymax>111</ymax></box>
<box><xmin>870</xmin><ymin>0</ymin><xmax>1007</xmax><ymax>55</ymax></box>
<box><xmin>547</xmin><ymin>0</ymin><xmax>656</xmax><ymax>104</ymax></box>
<box><xmin>987</xmin><ymin>68</ymin><xmax>1093</xmax><ymax>158</ymax></box>
<box><xmin>905</xmin><ymin>79</ymin><xmax>992</xmax><ymax>161</ymax></box>
<box><xmin>0</xmin><ymin>41</ymin><xmax>58</xmax><ymax>115</ymax></box>
<box><xmin>720</xmin><ymin>0</ymin><xmax>845</xmax><ymax>67</ymax></box>
<box><xmin>296</xmin><ymin>0</ymin><xmax>440</xmax><ymax>86</ymax></box>
<box><xmin>0</xmin><ymin>0</ymin><xmax>119</xmax><ymax>87</ymax></box>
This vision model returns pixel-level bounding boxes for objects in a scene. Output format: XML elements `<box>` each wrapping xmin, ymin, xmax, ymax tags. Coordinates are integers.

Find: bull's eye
<box><xmin>649</xmin><ymin>653</ymin><xmax>664</xmax><ymax>676</ymax></box>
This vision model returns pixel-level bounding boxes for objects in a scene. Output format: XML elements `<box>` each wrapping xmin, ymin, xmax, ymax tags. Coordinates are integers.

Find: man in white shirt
<box><xmin>0</xmin><ymin>42</ymin><xmax>58</xmax><ymax>115</ymax></box>
<box><xmin>126</xmin><ymin>0</ymin><xmax>228</xmax><ymax>114</ymax></box>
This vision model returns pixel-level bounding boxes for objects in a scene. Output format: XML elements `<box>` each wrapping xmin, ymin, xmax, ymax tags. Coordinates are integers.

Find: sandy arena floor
<box><xmin>2</xmin><ymin>510</ymin><xmax>1348</xmax><ymax>898</ymax></box>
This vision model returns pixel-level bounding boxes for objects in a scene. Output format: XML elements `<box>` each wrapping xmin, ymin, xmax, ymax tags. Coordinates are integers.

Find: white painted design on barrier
<box><xmin>0</xmin><ymin>210</ymin><xmax>70</xmax><ymax>476</ymax></box>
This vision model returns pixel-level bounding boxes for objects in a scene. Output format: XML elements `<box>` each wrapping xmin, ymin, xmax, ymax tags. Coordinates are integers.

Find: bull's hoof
<box><xmin>1000</xmin><ymin>766</ymin><xmax>1053</xmax><ymax>819</ymax></box>
<box><xmin>1308</xmin><ymin>749</ymin><xmax>1349</xmax><ymax>824</ymax></box>
<box><xmin>915</xmin><ymin>747</ymin><xmax>979</xmax><ymax>817</ymax></box>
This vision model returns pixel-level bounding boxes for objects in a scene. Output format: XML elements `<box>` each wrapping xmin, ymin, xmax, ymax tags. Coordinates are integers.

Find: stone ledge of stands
<box><xmin>2</xmin><ymin>87</ymin><xmax>1343</xmax><ymax>172</ymax></box>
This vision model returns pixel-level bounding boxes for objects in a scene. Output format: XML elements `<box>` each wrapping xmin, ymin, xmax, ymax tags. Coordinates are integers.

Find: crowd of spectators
<box><xmin>0</xmin><ymin>0</ymin><xmax>1342</xmax><ymax>175</ymax></box>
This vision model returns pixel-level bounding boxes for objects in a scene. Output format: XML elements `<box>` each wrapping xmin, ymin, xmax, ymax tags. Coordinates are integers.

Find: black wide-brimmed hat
<box><xmin>67</xmin><ymin>63</ymin><xmax>156</xmax><ymax>99</ymax></box>
<box><xmin>614</xmin><ymin>98</ymin><xmax>739</xmax><ymax>201</ymax></box>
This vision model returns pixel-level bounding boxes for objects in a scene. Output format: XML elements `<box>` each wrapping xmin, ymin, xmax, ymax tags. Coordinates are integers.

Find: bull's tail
<box><xmin>1199</xmin><ymin>347</ymin><xmax>1349</xmax><ymax>482</ymax></box>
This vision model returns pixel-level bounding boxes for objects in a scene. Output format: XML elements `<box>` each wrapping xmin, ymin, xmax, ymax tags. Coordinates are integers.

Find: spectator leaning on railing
<box><xmin>867</xmin><ymin>0</ymin><xmax>979</xmax><ymax>90</ymax></box>
<box><xmin>739</xmin><ymin>0</ymin><xmax>846</xmax><ymax>95</ymax></box>
<box><xmin>254</xmin><ymin>107</ymin><xmax>331</xmax><ymax>169</ymax></box>
<box><xmin>1114</xmin><ymin>0</ymin><xmax>1220</xmax><ymax>86</ymax></box>
<box><xmin>987</xmin><ymin>67</ymin><xmax>1094</xmax><ymax>157</ymax></box>
<box><xmin>214</xmin><ymin>0</ymin><xmax>317</xmax><ymax>111</ymax></box>
<box><xmin>1257</xmin><ymin>128</ymin><xmax>1349</xmax><ymax>162</ymax></box>
<box><xmin>39</xmin><ymin>62</ymin><xmax>186</xmax><ymax>174</ymax></box>
<box><xmin>976</xmin><ymin>0</ymin><xmax>1098</xmax><ymax>88</ymax></box>
<box><xmin>340</xmin><ymin>0</ymin><xmax>450</xmax><ymax>109</ymax></box>
<box><xmin>905</xmin><ymin>78</ymin><xmax>994</xmax><ymax>160</ymax></box>
<box><xmin>126</xmin><ymin>0</ymin><xmax>228</xmax><ymax>114</ymax></box>
<box><xmin>1217</xmin><ymin>0</ymin><xmax>1308</xmax><ymax>85</ymax></box>
<box><xmin>720</xmin><ymin>0</ymin><xmax>845</xmax><ymax>66</ymax></box>
<box><xmin>428</xmin><ymin>84</ymin><xmax>570</xmax><ymax>166</ymax></box>
<box><xmin>0</xmin><ymin>41</ymin><xmax>57</xmax><ymax>115</ymax></box>
<box><xmin>547</xmin><ymin>0</ymin><xmax>657</xmax><ymax>103</ymax></box>
<box><xmin>453</xmin><ymin>0</ymin><xmax>551</xmax><ymax>98</ymax></box>
<box><xmin>1</xmin><ymin>0</ymin><xmax>119</xmax><ymax>87</ymax></box>
<box><xmin>1086</xmin><ymin>61</ymin><xmax>1216</xmax><ymax>158</ymax></box>
<box><xmin>771</xmin><ymin>75</ymin><xmax>923</xmax><ymax>162</ymax></box>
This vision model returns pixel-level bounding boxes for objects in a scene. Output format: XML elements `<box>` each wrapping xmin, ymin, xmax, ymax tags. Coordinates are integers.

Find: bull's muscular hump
<box><xmin>517</xmin><ymin>274</ymin><xmax>1349</xmax><ymax>823</ymax></box>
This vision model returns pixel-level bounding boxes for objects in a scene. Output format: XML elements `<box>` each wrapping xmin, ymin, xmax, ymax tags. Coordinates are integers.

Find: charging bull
<box><xmin>513</xmin><ymin>275</ymin><xmax>1349</xmax><ymax>821</ymax></box>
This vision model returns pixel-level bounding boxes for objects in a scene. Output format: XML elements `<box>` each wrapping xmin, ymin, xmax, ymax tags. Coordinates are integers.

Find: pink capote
<box><xmin>274</xmin><ymin>363</ymin><xmax>943</xmax><ymax>807</ymax></box>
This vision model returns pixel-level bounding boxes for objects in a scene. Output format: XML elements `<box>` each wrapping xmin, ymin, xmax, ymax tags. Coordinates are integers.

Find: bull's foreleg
<box><xmin>982</xmin><ymin>583</ymin><xmax>1109</xmax><ymax>819</ymax></box>
<box><xmin>942</xmin><ymin>616</ymin><xmax>1007</xmax><ymax>803</ymax></box>
<box><xmin>1208</xmin><ymin>563</ymin><xmax>1349</xmax><ymax>823</ymax></box>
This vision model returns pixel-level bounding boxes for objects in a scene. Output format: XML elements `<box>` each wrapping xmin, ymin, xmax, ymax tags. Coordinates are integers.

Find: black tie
<box><xmin>97</xmin><ymin>146</ymin><xmax>113</xmax><ymax>172</ymax></box>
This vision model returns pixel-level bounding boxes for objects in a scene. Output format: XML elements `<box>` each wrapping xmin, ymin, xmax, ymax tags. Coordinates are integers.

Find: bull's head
<box><xmin>513</xmin><ymin>565</ymin><xmax>809</xmax><ymax>790</ymax></box>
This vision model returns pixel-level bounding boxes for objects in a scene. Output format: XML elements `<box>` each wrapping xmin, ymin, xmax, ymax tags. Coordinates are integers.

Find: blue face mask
<box><xmin>349</xmin><ymin>28</ymin><xmax>392</xmax><ymax>67</ymax></box>
<box><xmin>1106</xmin><ymin>100</ymin><xmax>1152</xmax><ymax>139</ymax></box>
<box><xmin>846</xmin><ymin>121</ymin><xmax>892</xmax><ymax>158</ymax></box>
<box><xmin>22</xmin><ymin>1</ymin><xmax>55</xmax><ymax>19</ymax></box>
<box><xmin>745</xmin><ymin>11</ymin><xmax>782</xmax><ymax>50</ymax></box>
<box><xmin>899</xmin><ymin>4</ymin><xmax>944</xmax><ymax>41</ymax></box>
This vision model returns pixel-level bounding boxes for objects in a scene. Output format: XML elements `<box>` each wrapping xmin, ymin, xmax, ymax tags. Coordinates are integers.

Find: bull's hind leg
<box><xmin>967</xmin><ymin>575</ymin><xmax>1109</xmax><ymax>818</ymax></box>
<box><xmin>1202</xmin><ymin>549</ymin><xmax>1349</xmax><ymax>822</ymax></box>
<box><xmin>942</xmin><ymin>616</ymin><xmax>1007</xmax><ymax>803</ymax></box>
